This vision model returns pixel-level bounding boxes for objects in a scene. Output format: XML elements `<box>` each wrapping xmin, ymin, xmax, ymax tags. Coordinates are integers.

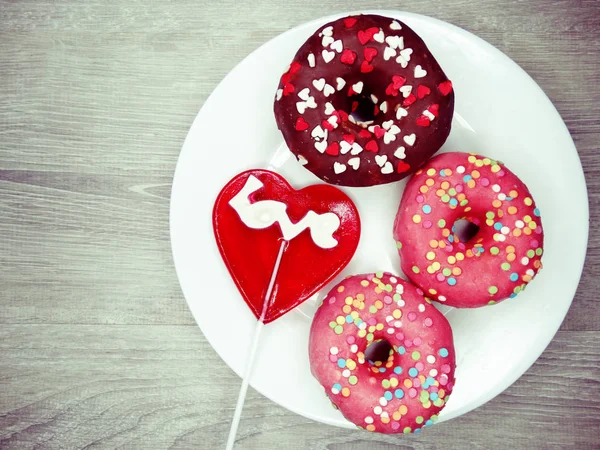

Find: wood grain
<box><xmin>0</xmin><ymin>0</ymin><xmax>599</xmax><ymax>448</ymax></box>
<box><xmin>1</xmin><ymin>326</ymin><xmax>598</xmax><ymax>449</ymax></box>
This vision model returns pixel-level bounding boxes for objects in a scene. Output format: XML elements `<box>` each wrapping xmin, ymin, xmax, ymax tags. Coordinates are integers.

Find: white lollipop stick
<box><xmin>224</xmin><ymin>173</ymin><xmax>342</xmax><ymax>449</ymax></box>
<box><xmin>225</xmin><ymin>239</ymin><xmax>287</xmax><ymax>450</ymax></box>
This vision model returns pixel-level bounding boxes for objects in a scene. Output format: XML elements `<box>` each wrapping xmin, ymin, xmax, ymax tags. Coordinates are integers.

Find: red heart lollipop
<box><xmin>213</xmin><ymin>169</ymin><xmax>360</xmax><ymax>323</ymax></box>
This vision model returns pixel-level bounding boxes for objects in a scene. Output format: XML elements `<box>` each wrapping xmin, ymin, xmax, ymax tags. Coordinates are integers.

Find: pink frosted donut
<box><xmin>309</xmin><ymin>272</ymin><xmax>456</xmax><ymax>434</ymax></box>
<box><xmin>393</xmin><ymin>152</ymin><xmax>544</xmax><ymax>308</ymax></box>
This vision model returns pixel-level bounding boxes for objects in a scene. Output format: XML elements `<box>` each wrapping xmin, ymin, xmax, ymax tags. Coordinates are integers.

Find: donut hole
<box><xmin>365</xmin><ymin>339</ymin><xmax>393</xmax><ymax>367</ymax></box>
<box><xmin>350</xmin><ymin>94</ymin><xmax>377</xmax><ymax>125</ymax></box>
<box><xmin>452</xmin><ymin>219</ymin><xmax>480</xmax><ymax>243</ymax></box>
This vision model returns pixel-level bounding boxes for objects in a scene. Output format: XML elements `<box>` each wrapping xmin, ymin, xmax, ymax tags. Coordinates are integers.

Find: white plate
<box><xmin>170</xmin><ymin>10</ymin><xmax>588</xmax><ymax>428</ymax></box>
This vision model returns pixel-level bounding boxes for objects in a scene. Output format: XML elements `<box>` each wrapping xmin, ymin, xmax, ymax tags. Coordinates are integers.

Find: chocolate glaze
<box><xmin>274</xmin><ymin>14</ymin><xmax>454</xmax><ymax>187</ymax></box>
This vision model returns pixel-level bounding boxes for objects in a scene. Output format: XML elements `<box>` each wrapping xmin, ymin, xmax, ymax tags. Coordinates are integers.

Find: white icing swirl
<box><xmin>228</xmin><ymin>175</ymin><xmax>340</xmax><ymax>249</ymax></box>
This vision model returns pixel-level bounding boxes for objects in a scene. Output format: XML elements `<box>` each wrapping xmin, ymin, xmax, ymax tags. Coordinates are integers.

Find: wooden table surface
<box><xmin>1</xmin><ymin>1</ymin><xmax>599</xmax><ymax>449</ymax></box>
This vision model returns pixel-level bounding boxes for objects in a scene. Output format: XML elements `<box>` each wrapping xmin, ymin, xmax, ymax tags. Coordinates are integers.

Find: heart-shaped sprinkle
<box><xmin>358</xmin><ymin>129</ymin><xmax>371</xmax><ymax>139</ymax></box>
<box><xmin>370</xmin><ymin>94</ymin><xmax>379</xmax><ymax>104</ymax></box>
<box><xmin>396</xmin><ymin>107</ymin><xmax>408</xmax><ymax>119</ymax></box>
<box><xmin>399</xmin><ymin>48</ymin><xmax>413</xmax><ymax>60</ymax></box>
<box><xmin>283</xmin><ymin>82</ymin><xmax>295</xmax><ymax>96</ymax></box>
<box><xmin>382</xmin><ymin>120</ymin><xmax>394</xmax><ymax>130</ymax></box>
<box><xmin>396</xmin><ymin>55</ymin><xmax>408</xmax><ymax>68</ymax></box>
<box><xmin>383</xmin><ymin>132</ymin><xmax>397</xmax><ymax>144</ymax></box>
<box><xmin>312</xmin><ymin>78</ymin><xmax>325</xmax><ymax>91</ymax></box>
<box><xmin>323</xmin><ymin>84</ymin><xmax>335</xmax><ymax>97</ymax></box>
<box><xmin>340</xmin><ymin>49</ymin><xmax>357</xmax><ymax>65</ymax></box>
<box><xmin>358</xmin><ymin>29</ymin><xmax>372</xmax><ymax>45</ymax></box>
<box><xmin>333</xmin><ymin>162</ymin><xmax>346</xmax><ymax>174</ymax></box>
<box><xmin>373</xmin><ymin>30</ymin><xmax>385</xmax><ymax>43</ymax></box>
<box><xmin>397</xmin><ymin>161</ymin><xmax>411</xmax><ymax>173</ymax></box>
<box><xmin>330</xmin><ymin>39</ymin><xmax>343</xmax><ymax>53</ymax></box>
<box><xmin>414</xmin><ymin>65</ymin><xmax>427</xmax><ymax>78</ymax></box>
<box><xmin>336</xmin><ymin>77</ymin><xmax>346</xmax><ymax>90</ymax></box>
<box><xmin>311</xmin><ymin>125</ymin><xmax>326</xmax><ymax>138</ymax></box>
<box><xmin>400</xmin><ymin>85</ymin><xmax>413</xmax><ymax>98</ymax></box>
<box><xmin>344</xmin><ymin>17</ymin><xmax>358</xmax><ymax>28</ymax></box>
<box><xmin>297</xmin><ymin>155</ymin><xmax>308</xmax><ymax>165</ymax></box>
<box><xmin>295</xmin><ymin>117</ymin><xmax>309</xmax><ymax>131</ymax></box>
<box><xmin>385</xmin><ymin>35</ymin><xmax>403</xmax><ymax>49</ymax></box>
<box><xmin>394</xmin><ymin>146</ymin><xmax>406</xmax><ymax>159</ymax></box>
<box><xmin>321</xmin><ymin>26</ymin><xmax>333</xmax><ymax>36</ymax></box>
<box><xmin>375</xmin><ymin>154</ymin><xmax>387</xmax><ymax>167</ymax></box>
<box><xmin>322</xmin><ymin>35</ymin><xmax>334</xmax><ymax>47</ymax></box>
<box><xmin>402</xmin><ymin>93</ymin><xmax>416</xmax><ymax>106</ymax></box>
<box><xmin>438</xmin><ymin>79</ymin><xmax>453</xmax><ymax>96</ymax></box>
<box><xmin>307</xmin><ymin>53</ymin><xmax>316</xmax><ymax>68</ymax></box>
<box><xmin>348</xmin><ymin>157</ymin><xmax>360</xmax><ymax>170</ymax></box>
<box><xmin>364</xmin><ymin>47</ymin><xmax>378</xmax><ymax>62</ymax></box>
<box><xmin>321</xmin><ymin>119</ymin><xmax>334</xmax><ymax>132</ymax></box>
<box><xmin>390</xmin><ymin>20</ymin><xmax>402</xmax><ymax>30</ymax></box>
<box><xmin>298</xmin><ymin>87</ymin><xmax>310</xmax><ymax>101</ymax></box>
<box><xmin>325</xmin><ymin>142</ymin><xmax>340</xmax><ymax>156</ymax></box>
<box><xmin>296</xmin><ymin>101</ymin><xmax>307</xmax><ymax>114</ymax></box>
<box><xmin>360</xmin><ymin>61</ymin><xmax>374</xmax><ymax>73</ymax></box>
<box><xmin>416</xmin><ymin>115</ymin><xmax>431</xmax><ymax>127</ymax></box>
<box><xmin>417</xmin><ymin>85</ymin><xmax>431</xmax><ymax>99</ymax></box>
<box><xmin>383</xmin><ymin>46</ymin><xmax>397</xmax><ymax>61</ymax></box>
<box><xmin>403</xmin><ymin>133</ymin><xmax>416</xmax><ymax>146</ymax></box>
<box><xmin>423</xmin><ymin>110</ymin><xmax>435</xmax><ymax>120</ymax></box>
<box><xmin>381</xmin><ymin>161</ymin><xmax>394</xmax><ymax>174</ymax></box>
<box><xmin>324</xmin><ymin>102</ymin><xmax>335</xmax><ymax>115</ymax></box>
<box><xmin>276</xmin><ymin>89</ymin><xmax>283</xmax><ymax>101</ymax></box>
<box><xmin>352</xmin><ymin>81</ymin><xmax>364</xmax><ymax>94</ymax></box>
<box><xmin>428</xmin><ymin>104</ymin><xmax>440</xmax><ymax>116</ymax></box>
<box><xmin>327</xmin><ymin>115</ymin><xmax>339</xmax><ymax>128</ymax></box>
<box><xmin>322</xmin><ymin>50</ymin><xmax>335</xmax><ymax>63</ymax></box>
<box><xmin>380</xmin><ymin>101</ymin><xmax>388</xmax><ymax>113</ymax></box>
<box><xmin>315</xmin><ymin>139</ymin><xmax>328</xmax><ymax>153</ymax></box>
<box><xmin>343</xmin><ymin>134</ymin><xmax>355</xmax><ymax>144</ymax></box>
<box><xmin>340</xmin><ymin>141</ymin><xmax>352</xmax><ymax>154</ymax></box>
<box><xmin>350</xmin><ymin>142</ymin><xmax>363</xmax><ymax>155</ymax></box>
<box><xmin>365</xmin><ymin>140</ymin><xmax>379</xmax><ymax>152</ymax></box>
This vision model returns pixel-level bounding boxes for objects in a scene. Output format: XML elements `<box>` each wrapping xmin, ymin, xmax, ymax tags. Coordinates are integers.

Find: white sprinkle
<box><xmin>387</xmin><ymin>328</ymin><xmax>395</xmax><ymax>334</ymax></box>
<box><xmin>374</xmin><ymin>406</ymin><xmax>383</xmax><ymax>415</ymax></box>
<box><xmin>516</xmin><ymin>220</ymin><xmax>525</xmax><ymax>228</ymax></box>
<box><xmin>427</xmin><ymin>355</ymin><xmax>436</xmax><ymax>364</ymax></box>
<box><xmin>429</xmin><ymin>369</ymin><xmax>438</xmax><ymax>377</ymax></box>
<box><xmin>456</xmin><ymin>165</ymin><xmax>466</xmax><ymax>174</ymax></box>
<box><xmin>501</xmin><ymin>226</ymin><xmax>510</xmax><ymax>235</ymax></box>
<box><xmin>322</xmin><ymin>35</ymin><xmax>334</xmax><ymax>48</ymax></box>
<box><xmin>396</xmin><ymin>107</ymin><xmax>408</xmax><ymax>120</ymax></box>
<box><xmin>342</xmin><ymin>369</ymin><xmax>351</xmax><ymax>378</ymax></box>
<box><xmin>394</xmin><ymin>320</ymin><xmax>402</xmax><ymax>327</ymax></box>
<box><xmin>322</xmin><ymin>49</ymin><xmax>335</xmax><ymax>63</ymax></box>
<box><xmin>492</xmin><ymin>184</ymin><xmax>501</xmax><ymax>193</ymax></box>
<box><xmin>298</xmin><ymin>87</ymin><xmax>310</xmax><ymax>100</ymax></box>
<box><xmin>498</xmin><ymin>193</ymin><xmax>507</xmax><ymax>200</ymax></box>
<box><xmin>321</xmin><ymin>26</ymin><xmax>333</xmax><ymax>36</ymax></box>
<box><xmin>418</xmin><ymin>304</ymin><xmax>425</xmax><ymax>312</ymax></box>
<box><xmin>330</xmin><ymin>39</ymin><xmax>343</xmax><ymax>53</ymax></box>
<box><xmin>348</xmin><ymin>157</ymin><xmax>360</xmax><ymax>170</ymax></box>
<box><xmin>307</xmin><ymin>53</ymin><xmax>316</xmax><ymax>67</ymax></box>
<box><xmin>365</xmin><ymin>416</ymin><xmax>374</xmax><ymax>424</ymax></box>
<box><xmin>350</xmin><ymin>344</ymin><xmax>358</xmax><ymax>353</ymax></box>
<box><xmin>379</xmin><ymin>397</ymin><xmax>388</xmax><ymax>406</ymax></box>
<box><xmin>333</xmin><ymin>162</ymin><xmax>346</xmax><ymax>174</ymax></box>
<box><xmin>403</xmin><ymin>133</ymin><xmax>416</xmax><ymax>146</ymax></box>
<box><xmin>330</xmin><ymin>346</ymin><xmax>339</xmax><ymax>355</ymax></box>
<box><xmin>414</xmin><ymin>65</ymin><xmax>427</xmax><ymax>78</ymax></box>
<box><xmin>521</xmin><ymin>257</ymin><xmax>530</xmax><ymax>265</ymax></box>
<box><xmin>394</xmin><ymin>146</ymin><xmax>406</xmax><ymax>159</ymax></box>
<box><xmin>390</xmin><ymin>20</ymin><xmax>402</xmax><ymax>30</ymax></box>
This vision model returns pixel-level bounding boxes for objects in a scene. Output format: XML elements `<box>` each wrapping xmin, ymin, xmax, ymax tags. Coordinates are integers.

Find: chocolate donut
<box><xmin>274</xmin><ymin>14</ymin><xmax>454</xmax><ymax>187</ymax></box>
